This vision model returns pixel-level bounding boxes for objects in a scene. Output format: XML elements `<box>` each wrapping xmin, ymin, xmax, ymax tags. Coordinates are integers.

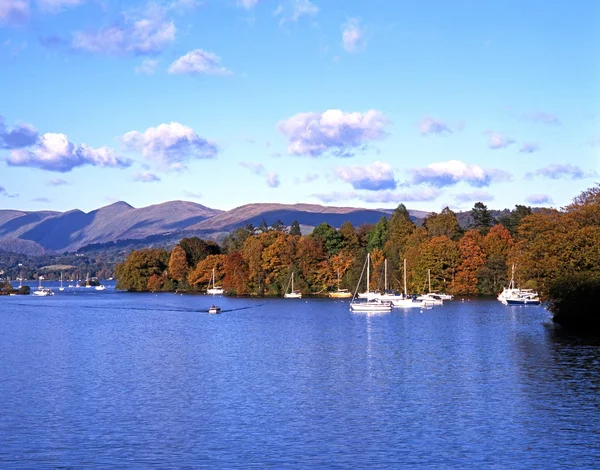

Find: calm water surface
<box><xmin>1</xmin><ymin>284</ymin><xmax>599</xmax><ymax>468</ymax></box>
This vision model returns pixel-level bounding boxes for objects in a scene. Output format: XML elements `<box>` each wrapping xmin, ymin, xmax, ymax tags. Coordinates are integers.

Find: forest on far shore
<box><xmin>116</xmin><ymin>184</ymin><xmax>600</xmax><ymax>329</ymax></box>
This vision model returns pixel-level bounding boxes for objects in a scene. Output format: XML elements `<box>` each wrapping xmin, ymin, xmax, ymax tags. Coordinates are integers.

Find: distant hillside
<box><xmin>0</xmin><ymin>201</ymin><xmax>221</xmax><ymax>253</ymax></box>
<box><xmin>0</xmin><ymin>199</ymin><xmax>486</xmax><ymax>255</ymax></box>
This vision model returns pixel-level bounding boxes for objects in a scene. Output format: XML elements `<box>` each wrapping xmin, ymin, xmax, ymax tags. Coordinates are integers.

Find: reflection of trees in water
<box><xmin>548</xmin><ymin>328</ymin><xmax>600</xmax><ymax>390</ymax></box>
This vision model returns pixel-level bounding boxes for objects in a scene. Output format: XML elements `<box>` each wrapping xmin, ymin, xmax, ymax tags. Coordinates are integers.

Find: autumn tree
<box><xmin>115</xmin><ymin>248</ymin><xmax>170</xmax><ymax>291</ymax></box>
<box><xmin>223</xmin><ymin>251</ymin><xmax>250</xmax><ymax>295</ymax></box>
<box><xmin>384</xmin><ymin>203</ymin><xmax>416</xmax><ymax>289</ymax></box>
<box><xmin>168</xmin><ymin>245</ymin><xmax>189</xmax><ymax>282</ymax></box>
<box><xmin>454</xmin><ymin>230</ymin><xmax>486</xmax><ymax>295</ymax></box>
<box><xmin>424</xmin><ymin>207</ymin><xmax>463</xmax><ymax>240</ymax></box>
<box><xmin>339</xmin><ymin>221</ymin><xmax>359</xmax><ymax>250</ymax></box>
<box><xmin>413</xmin><ymin>235</ymin><xmax>460</xmax><ymax>294</ymax></box>
<box><xmin>478</xmin><ymin>224</ymin><xmax>514</xmax><ymax>294</ymax></box>
<box><xmin>188</xmin><ymin>254</ymin><xmax>227</xmax><ymax>290</ymax></box>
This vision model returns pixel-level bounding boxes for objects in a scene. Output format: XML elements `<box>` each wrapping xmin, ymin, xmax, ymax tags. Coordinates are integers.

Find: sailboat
<box><xmin>59</xmin><ymin>272</ymin><xmax>65</xmax><ymax>291</ymax></box>
<box><xmin>391</xmin><ymin>259</ymin><xmax>423</xmax><ymax>308</ymax></box>
<box><xmin>32</xmin><ymin>276</ymin><xmax>54</xmax><ymax>296</ymax></box>
<box><xmin>207</xmin><ymin>267</ymin><xmax>224</xmax><ymax>295</ymax></box>
<box><xmin>329</xmin><ymin>270</ymin><xmax>352</xmax><ymax>298</ymax></box>
<box><xmin>416</xmin><ymin>269</ymin><xmax>444</xmax><ymax>305</ymax></box>
<box><xmin>498</xmin><ymin>264</ymin><xmax>540</xmax><ymax>305</ymax></box>
<box><xmin>284</xmin><ymin>272</ymin><xmax>302</xmax><ymax>298</ymax></box>
<box><xmin>373</xmin><ymin>259</ymin><xmax>406</xmax><ymax>302</ymax></box>
<box><xmin>350</xmin><ymin>253</ymin><xmax>392</xmax><ymax>312</ymax></box>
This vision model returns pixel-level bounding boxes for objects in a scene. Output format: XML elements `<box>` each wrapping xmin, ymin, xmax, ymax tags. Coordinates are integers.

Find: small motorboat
<box><xmin>208</xmin><ymin>305</ymin><xmax>221</xmax><ymax>314</ymax></box>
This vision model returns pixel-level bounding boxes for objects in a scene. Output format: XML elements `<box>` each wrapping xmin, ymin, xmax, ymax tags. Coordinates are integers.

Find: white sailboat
<box><xmin>391</xmin><ymin>259</ymin><xmax>423</xmax><ymax>308</ymax></box>
<box><xmin>59</xmin><ymin>272</ymin><xmax>65</xmax><ymax>291</ymax></box>
<box><xmin>373</xmin><ymin>259</ymin><xmax>406</xmax><ymax>302</ymax></box>
<box><xmin>416</xmin><ymin>269</ymin><xmax>444</xmax><ymax>305</ymax></box>
<box><xmin>498</xmin><ymin>264</ymin><xmax>540</xmax><ymax>305</ymax></box>
<box><xmin>207</xmin><ymin>267</ymin><xmax>224</xmax><ymax>295</ymax></box>
<box><xmin>32</xmin><ymin>276</ymin><xmax>54</xmax><ymax>296</ymax></box>
<box><xmin>329</xmin><ymin>270</ymin><xmax>352</xmax><ymax>298</ymax></box>
<box><xmin>350</xmin><ymin>253</ymin><xmax>392</xmax><ymax>312</ymax></box>
<box><xmin>284</xmin><ymin>272</ymin><xmax>302</xmax><ymax>298</ymax></box>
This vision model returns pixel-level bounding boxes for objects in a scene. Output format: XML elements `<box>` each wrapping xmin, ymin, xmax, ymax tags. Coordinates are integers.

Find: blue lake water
<box><xmin>1</xmin><ymin>284</ymin><xmax>599</xmax><ymax>468</ymax></box>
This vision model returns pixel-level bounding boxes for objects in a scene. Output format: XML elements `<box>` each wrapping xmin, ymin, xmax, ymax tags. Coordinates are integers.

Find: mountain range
<box><xmin>0</xmin><ymin>201</ymin><xmax>431</xmax><ymax>255</ymax></box>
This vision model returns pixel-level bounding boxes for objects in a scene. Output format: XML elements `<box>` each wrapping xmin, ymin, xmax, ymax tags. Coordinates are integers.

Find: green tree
<box><xmin>289</xmin><ymin>220</ymin><xmax>302</xmax><ymax>236</ymax></box>
<box><xmin>179</xmin><ymin>237</ymin><xmax>220</xmax><ymax>267</ymax></box>
<box><xmin>222</xmin><ymin>227</ymin><xmax>253</xmax><ymax>254</ymax></box>
<box><xmin>470</xmin><ymin>202</ymin><xmax>493</xmax><ymax>235</ymax></box>
<box><xmin>366</xmin><ymin>216</ymin><xmax>389</xmax><ymax>252</ymax></box>
<box><xmin>311</xmin><ymin>222</ymin><xmax>345</xmax><ymax>257</ymax></box>
<box><xmin>498</xmin><ymin>204</ymin><xmax>532</xmax><ymax>236</ymax></box>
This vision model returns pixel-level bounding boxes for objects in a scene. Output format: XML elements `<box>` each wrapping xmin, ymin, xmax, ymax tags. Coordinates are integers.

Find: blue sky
<box><xmin>1</xmin><ymin>0</ymin><xmax>599</xmax><ymax>214</ymax></box>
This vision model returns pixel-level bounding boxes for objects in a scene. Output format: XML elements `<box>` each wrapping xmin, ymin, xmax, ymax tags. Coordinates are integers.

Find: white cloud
<box><xmin>135</xmin><ymin>58</ymin><xmax>158</xmax><ymax>75</ymax></box>
<box><xmin>519</xmin><ymin>142</ymin><xmax>540</xmax><ymax>153</ymax></box>
<box><xmin>277</xmin><ymin>109</ymin><xmax>389</xmax><ymax>157</ymax></box>
<box><xmin>38</xmin><ymin>0</ymin><xmax>84</xmax><ymax>12</ymax></box>
<box><xmin>121</xmin><ymin>122</ymin><xmax>218</xmax><ymax>169</ymax></box>
<box><xmin>409</xmin><ymin>160</ymin><xmax>511</xmax><ymax>188</ymax></box>
<box><xmin>341</xmin><ymin>18</ymin><xmax>364</xmax><ymax>53</ymax></box>
<box><xmin>419</xmin><ymin>116</ymin><xmax>452</xmax><ymax>135</ymax></box>
<box><xmin>524</xmin><ymin>111</ymin><xmax>560</xmax><ymax>126</ymax></box>
<box><xmin>526</xmin><ymin>164</ymin><xmax>597</xmax><ymax>180</ymax></box>
<box><xmin>0</xmin><ymin>0</ymin><xmax>29</xmax><ymax>25</ymax></box>
<box><xmin>0</xmin><ymin>185</ymin><xmax>19</xmax><ymax>197</ymax></box>
<box><xmin>487</xmin><ymin>132</ymin><xmax>515</xmax><ymax>149</ymax></box>
<box><xmin>454</xmin><ymin>191</ymin><xmax>495</xmax><ymax>203</ymax></box>
<box><xmin>526</xmin><ymin>194</ymin><xmax>554</xmax><ymax>205</ymax></box>
<box><xmin>238</xmin><ymin>0</ymin><xmax>259</xmax><ymax>9</ymax></box>
<box><xmin>0</xmin><ymin>116</ymin><xmax>38</xmax><ymax>148</ymax></box>
<box><xmin>6</xmin><ymin>133</ymin><xmax>131</xmax><ymax>172</ymax></box>
<box><xmin>72</xmin><ymin>8</ymin><xmax>175</xmax><ymax>56</ymax></box>
<box><xmin>239</xmin><ymin>161</ymin><xmax>266</xmax><ymax>174</ymax></box>
<box><xmin>168</xmin><ymin>49</ymin><xmax>232</xmax><ymax>76</ymax></box>
<box><xmin>134</xmin><ymin>171</ymin><xmax>161</xmax><ymax>182</ymax></box>
<box><xmin>183</xmin><ymin>190</ymin><xmax>203</xmax><ymax>199</ymax></box>
<box><xmin>294</xmin><ymin>172</ymin><xmax>319</xmax><ymax>184</ymax></box>
<box><xmin>48</xmin><ymin>177</ymin><xmax>68</xmax><ymax>186</ymax></box>
<box><xmin>274</xmin><ymin>0</ymin><xmax>318</xmax><ymax>25</ymax></box>
<box><xmin>334</xmin><ymin>161</ymin><xmax>396</xmax><ymax>191</ymax></box>
<box><xmin>266</xmin><ymin>172</ymin><xmax>280</xmax><ymax>188</ymax></box>
<box><xmin>312</xmin><ymin>187</ymin><xmax>442</xmax><ymax>204</ymax></box>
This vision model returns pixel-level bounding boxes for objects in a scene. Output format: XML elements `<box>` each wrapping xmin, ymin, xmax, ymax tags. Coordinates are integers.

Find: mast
<box><xmin>384</xmin><ymin>259</ymin><xmax>388</xmax><ymax>292</ymax></box>
<box><xmin>403</xmin><ymin>259</ymin><xmax>407</xmax><ymax>296</ymax></box>
<box><xmin>366</xmin><ymin>253</ymin><xmax>370</xmax><ymax>294</ymax></box>
<box><xmin>291</xmin><ymin>272</ymin><xmax>294</xmax><ymax>292</ymax></box>
<box><xmin>428</xmin><ymin>269</ymin><xmax>431</xmax><ymax>293</ymax></box>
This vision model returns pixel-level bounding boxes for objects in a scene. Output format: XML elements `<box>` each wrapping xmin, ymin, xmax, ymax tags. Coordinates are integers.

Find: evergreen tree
<box><xmin>366</xmin><ymin>216</ymin><xmax>389</xmax><ymax>252</ymax></box>
<box><xmin>470</xmin><ymin>202</ymin><xmax>493</xmax><ymax>235</ymax></box>
<box><xmin>289</xmin><ymin>220</ymin><xmax>302</xmax><ymax>236</ymax></box>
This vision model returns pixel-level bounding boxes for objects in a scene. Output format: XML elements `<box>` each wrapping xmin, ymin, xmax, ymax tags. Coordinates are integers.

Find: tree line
<box><xmin>116</xmin><ymin>184</ymin><xmax>600</xmax><ymax>327</ymax></box>
<box><xmin>116</xmin><ymin>201</ymin><xmax>533</xmax><ymax>297</ymax></box>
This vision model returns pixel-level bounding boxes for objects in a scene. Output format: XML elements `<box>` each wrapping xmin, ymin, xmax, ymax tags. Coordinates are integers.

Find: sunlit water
<box><xmin>1</xmin><ymin>284</ymin><xmax>599</xmax><ymax>468</ymax></box>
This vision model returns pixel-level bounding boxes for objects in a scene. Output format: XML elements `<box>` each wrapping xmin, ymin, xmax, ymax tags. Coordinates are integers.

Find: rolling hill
<box><xmin>0</xmin><ymin>200</ymin><xmax>428</xmax><ymax>254</ymax></box>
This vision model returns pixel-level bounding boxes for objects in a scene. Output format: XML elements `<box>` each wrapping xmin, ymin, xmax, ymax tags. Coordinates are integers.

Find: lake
<box><xmin>1</xmin><ymin>284</ymin><xmax>599</xmax><ymax>468</ymax></box>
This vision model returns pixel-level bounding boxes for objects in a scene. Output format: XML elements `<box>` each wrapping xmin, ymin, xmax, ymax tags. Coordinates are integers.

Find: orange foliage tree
<box><xmin>454</xmin><ymin>230</ymin><xmax>486</xmax><ymax>295</ymax></box>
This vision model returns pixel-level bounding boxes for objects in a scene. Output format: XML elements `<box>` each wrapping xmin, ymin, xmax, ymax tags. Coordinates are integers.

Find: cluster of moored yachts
<box><xmin>26</xmin><ymin>274</ymin><xmax>107</xmax><ymax>297</ymax></box>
